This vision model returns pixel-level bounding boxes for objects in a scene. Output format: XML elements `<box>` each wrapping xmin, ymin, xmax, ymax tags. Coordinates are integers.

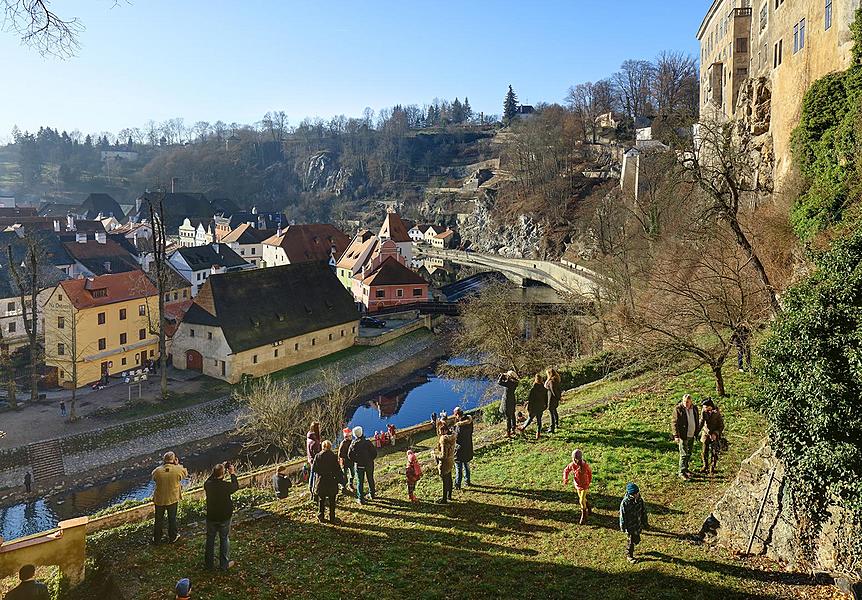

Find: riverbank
<box><xmin>0</xmin><ymin>331</ymin><xmax>443</xmax><ymax>502</ymax></box>
<box><xmin>12</xmin><ymin>364</ymin><xmax>835</xmax><ymax>600</ymax></box>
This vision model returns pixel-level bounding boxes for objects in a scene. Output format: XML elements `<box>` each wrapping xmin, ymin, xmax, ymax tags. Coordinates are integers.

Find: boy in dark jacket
<box><xmin>347</xmin><ymin>426</ymin><xmax>378</xmax><ymax>504</ymax></box>
<box><xmin>203</xmin><ymin>462</ymin><xmax>239</xmax><ymax>571</ymax></box>
<box><xmin>338</xmin><ymin>427</ymin><xmax>356</xmax><ymax>495</ymax></box>
<box><xmin>619</xmin><ymin>482</ymin><xmax>648</xmax><ymax>564</ymax></box>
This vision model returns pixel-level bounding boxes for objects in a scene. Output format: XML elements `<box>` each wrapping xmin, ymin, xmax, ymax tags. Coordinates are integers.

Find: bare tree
<box><xmin>1</xmin><ymin>0</ymin><xmax>82</xmax><ymax>58</ymax></box>
<box><xmin>49</xmin><ymin>299</ymin><xmax>87</xmax><ymax>420</ymax></box>
<box><xmin>0</xmin><ymin>325</ymin><xmax>17</xmax><ymax>409</ymax></box>
<box><xmin>620</xmin><ymin>225</ymin><xmax>772</xmax><ymax>396</ymax></box>
<box><xmin>6</xmin><ymin>234</ymin><xmax>48</xmax><ymax>405</ymax></box>
<box><xmin>613</xmin><ymin>59</ymin><xmax>654</xmax><ymax>121</ymax></box>
<box><xmin>311</xmin><ymin>366</ymin><xmax>359</xmax><ymax>442</ymax></box>
<box><xmin>652</xmin><ymin>51</ymin><xmax>699</xmax><ymax>117</ymax></box>
<box><xmin>144</xmin><ymin>192</ymin><xmax>170</xmax><ymax>399</ymax></box>
<box><xmin>678</xmin><ymin>118</ymin><xmax>781</xmax><ymax>315</ymax></box>
<box><xmin>235</xmin><ymin>377</ymin><xmax>309</xmax><ymax>459</ymax></box>
<box><xmin>566</xmin><ymin>82</ymin><xmax>601</xmax><ymax>143</ymax></box>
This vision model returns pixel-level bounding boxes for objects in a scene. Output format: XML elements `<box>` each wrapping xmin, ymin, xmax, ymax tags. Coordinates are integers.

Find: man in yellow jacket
<box><xmin>152</xmin><ymin>451</ymin><xmax>188</xmax><ymax>544</ymax></box>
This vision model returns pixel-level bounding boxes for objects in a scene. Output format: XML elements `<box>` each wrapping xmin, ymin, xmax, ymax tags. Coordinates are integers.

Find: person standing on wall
<box><xmin>151</xmin><ymin>451</ymin><xmax>187</xmax><ymax>544</ymax></box>
<box><xmin>203</xmin><ymin>462</ymin><xmax>239</xmax><ymax>571</ymax></box>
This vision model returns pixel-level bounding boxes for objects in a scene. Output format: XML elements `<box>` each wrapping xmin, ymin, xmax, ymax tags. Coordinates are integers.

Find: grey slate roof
<box><xmin>175</xmin><ymin>243</ymin><xmax>247</xmax><ymax>271</ymax></box>
<box><xmin>183</xmin><ymin>261</ymin><xmax>359</xmax><ymax>353</ymax></box>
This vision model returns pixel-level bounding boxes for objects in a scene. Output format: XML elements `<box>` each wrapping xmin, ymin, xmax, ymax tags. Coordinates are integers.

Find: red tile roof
<box><xmin>379</xmin><ymin>212</ymin><xmax>411</xmax><ymax>243</ymax></box>
<box><xmin>263</xmin><ymin>224</ymin><xmax>350</xmax><ymax>263</ymax></box>
<box><xmin>362</xmin><ymin>256</ymin><xmax>428</xmax><ymax>286</ymax></box>
<box><xmin>58</xmin><ymin>270</ymin><xmax>157</xmax><ymax>310</ymax></box>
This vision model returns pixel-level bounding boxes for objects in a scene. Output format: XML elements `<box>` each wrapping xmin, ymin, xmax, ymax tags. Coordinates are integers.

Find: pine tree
<box><xmin>463</xmin><ymin>97</ymin><xmax>473</xmax><ymax>122</ymax></box>
<box><xmin>503</xmin><ymin>85</ymin><xmax>518</xmax><ymax>124</ymax></box>
<box><xmin>452</xmin><ymin>98</ymin><xmax>464</xmax><ymax>123</ymax></box>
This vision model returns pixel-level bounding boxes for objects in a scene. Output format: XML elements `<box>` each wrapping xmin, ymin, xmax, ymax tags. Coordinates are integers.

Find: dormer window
<box><xmin>92</xmin><ymin>288</ymin><xmax>108</xmax><ymax>298</ymax></box>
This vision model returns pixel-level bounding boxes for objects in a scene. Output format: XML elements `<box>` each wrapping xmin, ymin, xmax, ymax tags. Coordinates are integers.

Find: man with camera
<box><xmin>152</xmin><ymin>451</ymin><xmax>188</xmax><ymax>544</ymax></box>
<box><xmin>203</xmin><ymin>461</ymin><xmax>239</xmax><ymax>571</ymax></box>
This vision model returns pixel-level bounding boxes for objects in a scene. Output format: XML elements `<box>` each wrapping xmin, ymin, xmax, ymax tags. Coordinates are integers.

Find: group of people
<box><xmin>498</xmin><ymin>368</ymin><xmax>561</xmax><ymax>439</ymax></box>
<box><xmin>151</xmin><ymin>451</ymin><xmax>240</xmax><ymax>571</ymax></box>
<box><xmin>137</xmin><ymin>382</ymin><xmax>725</xmax><ymax>594</ymax></box>
<box><xmin>672</xmin><ymin>393</ymin><xmax>726</xmax><ymax>480</ymax></box>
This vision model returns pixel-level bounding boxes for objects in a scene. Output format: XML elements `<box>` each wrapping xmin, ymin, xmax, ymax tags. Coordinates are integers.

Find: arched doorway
<box><xmin>185</xmin><ymin>349</ymin><xmax>203</xmax><ymax>372</ymax></box>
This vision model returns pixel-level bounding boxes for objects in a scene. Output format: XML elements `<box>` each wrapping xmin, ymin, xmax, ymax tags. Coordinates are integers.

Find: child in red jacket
<box><xmin>562</xmin><ymin>448</ymin><xmax>593</xmax><ymax>525</ymax></box>
<box><xmin>406</xmin><ymin>449</ymin><xmax>422</xmax><ymax>502</ymax></box>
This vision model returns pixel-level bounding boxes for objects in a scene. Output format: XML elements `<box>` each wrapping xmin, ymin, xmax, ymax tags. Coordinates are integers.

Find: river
<box><xmin>0</xmin><ymin>363</ymin><xmax>494</xmax><ymax>541</ymax></box>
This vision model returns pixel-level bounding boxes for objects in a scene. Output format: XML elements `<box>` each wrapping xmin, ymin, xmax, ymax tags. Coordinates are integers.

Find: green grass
<box><xmin>266</xmin><ymin>343</ymin><xmax>371</xmax><ymax>381</ymax></box>
<box><xmin>41</xmin><ymin>365</ymin><xmax>826</xmax><ymax>600</ymax></box>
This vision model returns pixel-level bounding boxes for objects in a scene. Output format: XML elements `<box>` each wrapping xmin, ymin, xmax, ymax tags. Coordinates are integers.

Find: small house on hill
<box><xmin>172</xmin><ymin>261</ymin><xmax>359</xmax><ymax>383</ymax></box>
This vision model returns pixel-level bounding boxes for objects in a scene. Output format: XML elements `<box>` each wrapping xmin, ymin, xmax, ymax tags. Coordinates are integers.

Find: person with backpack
<box><xmin>453</xmin><ymin>407</ymin><xmax>474</xmax><ymax>489</ymax></box>
<box><xmin>347</xmin><ymin>426</ymin><xmax>378</xmax><ymax>504</ymax></box>
<box><xmin>619</xmin><ymin>482</ymin><xmax>649</xmax><ymax>564</ymax></box>
<box><xmin>337</xmin><ymin>427</ymin><xmax>356</xmax><ymax>495</ymax></box>
<box><xmin>521</xmin><ymin>374</ymin><xmax>548</xmax><ymax>439</ymax></box>
<box><xmin>699</xmin><ymin>398</ymin><xmax>725</xmax><ymax>474</ymax></box>
<box><xmin>405</xmin><ymin>449</ymin><xmax>422</xmax><ymax>502</ymax></box>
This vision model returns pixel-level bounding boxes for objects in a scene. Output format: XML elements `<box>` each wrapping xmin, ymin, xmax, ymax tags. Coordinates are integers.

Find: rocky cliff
<box><xmin>710</xmin><ymin>442</ymin><xmax>860</xmax><ymax>578</ymax></box>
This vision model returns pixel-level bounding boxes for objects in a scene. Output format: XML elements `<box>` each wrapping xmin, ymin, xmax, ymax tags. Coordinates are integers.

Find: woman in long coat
<box><xmin>434</xmin><ymin>421</ymin><xmax>457</xmax><ymax>504</ymax></box>
<box><xmin>521</xmin><ymin>374</ymin><xmax>548</xmax><ymax>439</ymax></box>
<box><xmin>498</xmin><ymin>370</ymin><xmax>519</xmax><ymax>438</ymax></box>
<box><xmin>312</xmin><ymin>440</ymin><xmax>343</xmax><ymax>523</ymax></box>
<box><xmin>545</xmin><ymin>368</ymin><xmax>562</xmax><ymax>434</ymax></box>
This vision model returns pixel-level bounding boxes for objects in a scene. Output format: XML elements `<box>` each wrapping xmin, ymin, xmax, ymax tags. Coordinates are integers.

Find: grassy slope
<box><xmin>34</xmin><ymin>366</ymin><xmax>833</xmax><ymax>600</ymax></box>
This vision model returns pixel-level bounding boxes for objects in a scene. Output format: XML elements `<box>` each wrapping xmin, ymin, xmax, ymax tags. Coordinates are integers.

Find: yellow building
<box><xmin>697</xmin><ymin>0</ymin><xmax>860</xmax><ymax>177</ymax></box>
<box><xmin>44</xmin><ymin>271</ymin><xmax>160</xmax><ymax>388</ymax></box>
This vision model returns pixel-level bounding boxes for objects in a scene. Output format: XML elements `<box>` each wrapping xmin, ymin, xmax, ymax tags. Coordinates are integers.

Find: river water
<box><xmin>0</xmin><ymin>364</ymin><xmax>494</xmax><ymax>541</ymax></box>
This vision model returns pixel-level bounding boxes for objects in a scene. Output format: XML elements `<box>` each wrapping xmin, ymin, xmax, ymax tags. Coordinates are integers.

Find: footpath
<box><xmin>0</xmin><ymin>331</ymin><xmax>441</xmax><ymax>495</ymax></box>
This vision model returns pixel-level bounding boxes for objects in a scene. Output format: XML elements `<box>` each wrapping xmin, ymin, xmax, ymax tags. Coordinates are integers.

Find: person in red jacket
<box><xmin>405</xmin><ymin>449</ymin><xmax>422</xmax><ymax>502</ymax></box>
<box><xmin>562</xmin><ymin>448</ymin><xmax>593</xmax><ymax>525</ymax></box>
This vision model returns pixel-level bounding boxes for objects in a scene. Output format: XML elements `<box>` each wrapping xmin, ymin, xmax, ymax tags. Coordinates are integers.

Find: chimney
<box><xmin>95</xmin><ymin>231</ymin><xmax>106</xmax><ymax>244</ymax></box>
<box><xmin>212</xmin><ymin>242</ymin><xmax>220</xmax><ymax>254</ymax></box>
<box><xmin>251</xmin><ymin>206</ymin><xmax>258</xmax><ymax>215</ymax></box>
<box><xmin>246</xmin><ymin>221</ymin><xmax>254</xmax><ymax>229</ymax></box>
<box><xmin>76</xmin><ymin>232</ymin><xmax>87</xmax><ymax>244</ymax></box>
<box><xmin>257</xmin><ymin>215</ymin><xmax>265</xmax><ymax>229</ymax></box>
<box><xmin>67</xmin><ymin>214</ymin><xmax>76</xmax><ymax>231</ymax></box>
<box><xmin>276</xmin><ymin>226</ymin><xmax>283</xmax><ymax>237</ymax></box>
<box><xmin>171</xmin><ymin>177</ymin><xmax>179</xmax><ymax>193</ymax></box>
<box><xmin>211</xmin><ymin>265</ymin><xmax>225</xmax><ymax>275</ymax></box>
<box><xmin>53</xmin><ymin>219</ymin><xmax>60</xmax><ymax>232</ymax></box>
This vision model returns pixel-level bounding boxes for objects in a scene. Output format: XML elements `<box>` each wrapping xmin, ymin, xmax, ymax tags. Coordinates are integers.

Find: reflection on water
<box><xmin>0</xmin><ymin>368</ymin><xmax>492</xmax><ymax>541</ymax></box>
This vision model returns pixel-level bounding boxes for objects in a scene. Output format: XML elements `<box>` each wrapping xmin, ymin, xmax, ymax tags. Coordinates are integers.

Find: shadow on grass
<box><xmin>82</xmin><ymin>505</ymin><xmax>799</xmax><ymax>600</ymax></box>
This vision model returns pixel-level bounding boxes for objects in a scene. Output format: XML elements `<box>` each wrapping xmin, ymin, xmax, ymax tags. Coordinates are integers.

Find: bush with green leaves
<box><xmin>791</xmin><ymin>8</ymin><xmax>862</xmax><ymax>239</ymax></box>
<box><xmin>757</xmin><ymin>226</ymin><xmax>862</xmax><ymax>546</ymax></box>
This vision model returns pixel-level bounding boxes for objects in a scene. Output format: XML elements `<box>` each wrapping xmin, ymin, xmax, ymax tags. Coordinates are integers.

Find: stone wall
<box><xmin>712</xmin><ymin>442</ymin><xmax>860</xmax><ymax>577</ymax></box>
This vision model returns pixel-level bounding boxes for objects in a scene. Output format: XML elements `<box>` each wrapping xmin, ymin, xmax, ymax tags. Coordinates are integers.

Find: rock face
<box><xmin>299</xmin><ymin>151</ymin><xmax>354</xmax><ymax>196</ymax></box>
<box><xmin>457</xmin><ymin>193</ymin><xmax>543</xmax><ymax>258</ymax></box>
<box><xmin>712</xmin><ymin>442</ymin><xmax>860</xmax><ymax>576</ymax></box>
<box><xmin>733</xmin><ymin>77</ymin><xmax>775</xmax><ymax>194</ymax></box>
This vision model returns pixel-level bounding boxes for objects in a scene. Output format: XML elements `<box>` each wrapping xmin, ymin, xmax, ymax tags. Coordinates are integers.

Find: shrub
<box><xmin>482</xmin><ymin>400</ymin><xmax>504</xmax><ymax>425</ymax></box>
<box><xmin>757</xmin><ymin>225</ymin><xmax>862</xmax><ymax>557</ymax></box>
<box><xmin>558</xmin><ymin>350</ymin><xmax>633</xmax><ymax>391</ymax></box>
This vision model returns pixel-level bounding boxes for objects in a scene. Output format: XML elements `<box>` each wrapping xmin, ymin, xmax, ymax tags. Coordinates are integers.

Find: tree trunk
<box><xmin>29</xmin><ymin>287</ymin><xmax>39</xmax><ymax>404</ymax></box>
<box><xmin>725</xmin><ymin>215</ymin><xmax>781</xmax><ymax>316</ymax></box>
<box><xmin>711</xmin><ymin>363</ymin><xmax>726</xmax><ymax>397</ymax></box>
<box><xmin>159</xmin><ymin>293</ymin><xmax>167</xmax><ymax>400</ymax></box>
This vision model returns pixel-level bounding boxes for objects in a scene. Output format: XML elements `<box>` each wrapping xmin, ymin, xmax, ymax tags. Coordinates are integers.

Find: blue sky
<box><xmin>0</xmin><ymin>1</ymin><xmax>710</xmax><ymax>138</ymax></box>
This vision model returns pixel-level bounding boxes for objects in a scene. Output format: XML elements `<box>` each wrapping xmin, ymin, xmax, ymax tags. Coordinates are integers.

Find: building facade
<box><xmin>172</xmin><ymin>262</ymin><xmax>359</xmax><ymax>383</ymax></box>
<box><xmin>44</xmin><ymin>271</ymin><xmax>160</xmax><ymax>388</ymax></box>
<box><xmin>698</xmin><ymin>0</ymin><xmax>861</xmax><ymax>176</ymax></box>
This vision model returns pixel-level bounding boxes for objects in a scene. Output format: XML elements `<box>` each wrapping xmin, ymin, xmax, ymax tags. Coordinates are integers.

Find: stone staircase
<box><xmin>27</xmin><ymin>439</ymin><xmax>66</xmax><ymax>483</ymax></box>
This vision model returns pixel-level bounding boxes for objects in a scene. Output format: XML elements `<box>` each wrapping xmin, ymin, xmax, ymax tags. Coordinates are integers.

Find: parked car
<box><xmin>361</xmin><ymin>316</ymin><xmax>386</xmax><ymax>328</ymax></box>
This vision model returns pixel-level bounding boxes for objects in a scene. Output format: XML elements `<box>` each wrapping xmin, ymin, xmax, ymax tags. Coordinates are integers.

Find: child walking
<box><xmin>562</xmin><ymin>448</ymin><xmax>593</xmax><ymax>524</ymax></box>
<box><xmin>619</xmin><ymin>482</ymin><xmax>649</xmax><ymax>563</ymax></box>
<box><xmin>406</xmin><ymin>449</ymin><xmax>422</xmax><ymax>502</ymax></box>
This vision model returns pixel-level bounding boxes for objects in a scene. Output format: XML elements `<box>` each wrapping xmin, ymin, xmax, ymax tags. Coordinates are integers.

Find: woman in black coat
<box><xmin>545</xmin><ymin>368</ymin><xmax>562</xmax><ymax>434</ymax></box>
<box><xmin>312</xmin><ymin>440</ymin><xmax>343</xmax><ymax>523</ymax></box>
<box><xmin>453</xmin><ymin>407</ymin><xmax>474</xmax><ymax>489</ymax></box>
<box><xmin>521</xmin><ymin>373</ymin><xmax>548</xmax><ymax>439</ymax></box>
<box><xmin>498</xmin><ymin>370</ymin><xmax>519</xmax><ymax>438</ymax></box>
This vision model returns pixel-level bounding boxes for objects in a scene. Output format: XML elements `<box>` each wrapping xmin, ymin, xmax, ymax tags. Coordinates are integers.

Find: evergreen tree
<box><xmin>84</xmin><ymin>134</ymin><xmax>92</xmax><ymax>147</ymax></box>
<box><xmin>452</xmin><ymin>97</ymin><xmax>464</xmax><ymax>123</ymax></box>
<box><xmin>503</xmin><ymin>85</ymin><xmax>518</xmax><ymax>124</ymax></box>
<box><xmin>463</xmin><ymin>97</ymin><xmax>473</xmax><ymax>122</ymax></box>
